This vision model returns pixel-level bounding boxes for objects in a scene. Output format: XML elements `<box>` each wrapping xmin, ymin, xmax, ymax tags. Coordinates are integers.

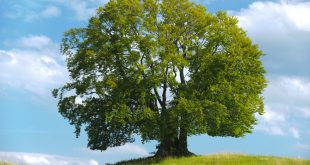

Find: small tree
<box><xmin>53</xmin><ymin>0</ymin><xmax>266</xmax><ymax>157</ymax></box>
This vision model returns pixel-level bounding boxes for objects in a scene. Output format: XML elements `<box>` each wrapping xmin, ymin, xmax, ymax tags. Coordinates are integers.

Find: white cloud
<box><xmin>41</xmin><ymin>6</ymin><xmax>61</xmax><ymax>18</ymax></box>
<box><xmin>255</xmin><ymin>106</ymin><xmax>286</xmax><ymax>136</ymax></box>
<box><xmin>0</xmin><ymin>35</ymin><xmax>67</xmax><ymax>97</ymax></box>
<box><xmin>107</xmin><ymin>143</ymin><xmax>150</xmax><ymax>156</ymax></box>
<box><xmin>256</xmin><ymin>125</ymin><xmax>285</xmax><ymax>136</ymax></box>
<box><xmin>236</xmin><ymin>0</ymin><xmax>310</xmax><ymax>76</ymax></box>
<box><xmin>2</xmin><ymin>0</ymin><xmax>107</xmax><ymax>21</ymax></box>
<box><xmin>295</xmin><ymin>143</ymin><xmax>310</xmax><ymax>151</ymax></box>
<box><xmin>83</xmin><ymin>143</ymin><xmax>150</xmax><ymax>156</ymax></box>
<box><xmin>17</xmin><ymin>35</ymin><xmax>55</xmax><ymax>49</ymax></box>
<box><xmin>264</xmin><ymin>76</ymin><xmax>310</xmax><ymax>117</ymax></box>
<box><xmin>57</xmin><ymin>0</ymin><xmax>108</xmax><ymax>20</ymax></box>
<box><xmin>238</xmin><ymin>1</ymin><xmax>310</xmax><ymax>32</ymax></box>
<box><xmin>0</xmin><ymin>152</ymin><xmax>99</xmax><ymax>165</ymax></box>
<box><xmin>234</xmin><ymin>0</ymin><xmax>310</xmax><ymax>141</ymax></box>
<box><xmin>2</xmin><ymin>2</ymin><xmax>61</xmax><ymax>21</ymax></box>
<box><xmin>296</xmin><ymin>107</ymin><xmax>310</xmax><ymax>118</ymax></box>
<box><xmin>255</xmin><ymin>76</ymin><xmax>310</xmax><ymax>139</ymax></box>
<box><xmin>78</xmin><ymin>143</ymin><xmax>150</xmax><ymax>164</ymax></box>
<box><xmin>260</xmin><ymin>107</ymin><xmax>286</xmax><ymax>123</ymax></box>
<box><xmin>289</xmin><ymin>127</ymin><xmax>300</xmax><ymax>139</ymax></box>
<box><xmin>196</xmin><ymin>0</ymin><xmax>214</xmax><ymax>5</ymax></box>
<box><xmin>2</xmin><ymin>3</ymin><xmax>23</xmax><ymax>19</ymax></box>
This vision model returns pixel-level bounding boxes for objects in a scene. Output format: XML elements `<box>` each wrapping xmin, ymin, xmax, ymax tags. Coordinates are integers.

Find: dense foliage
<box><xmin>53</xmin><ymin>0</ymin><xmax>266</xmax><ymax>156</ymax></box>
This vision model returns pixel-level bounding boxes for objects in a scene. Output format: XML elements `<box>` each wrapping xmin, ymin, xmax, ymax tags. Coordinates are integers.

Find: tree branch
<box><xmin>153</xmin><ymin>87</ymin><xmax>164</xmax><ymax>109</ymax></box>
<box><xmin>162</xmin><ymin>65</ymin><xmax>169</xmax><ymax>108</ymax></box>
<box><xmin>180</xmin><ymin>68</ymin><xmax>186</xmax><ymax>85</ymax></box>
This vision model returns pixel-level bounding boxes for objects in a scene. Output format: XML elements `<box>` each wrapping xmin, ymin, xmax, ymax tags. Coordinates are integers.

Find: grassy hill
<box><xmin>1</xmin><ymin>154</ymin><xmax>310</xmax><ymax>165</ymax></box>
<box><xmin>0</xmin><ymin>163</ymin><xmax>14</xmax><ymax>165</ymax></box>
<box><xmin>114</xmin><ymin>154</ymin><xmax>310</xmax><ymax>165</ymax></box>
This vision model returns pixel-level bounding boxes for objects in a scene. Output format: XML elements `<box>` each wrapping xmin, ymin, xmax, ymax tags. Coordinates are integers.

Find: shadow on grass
<box><xmin>108</xmin><ymin>154</ymin><xmax>310</xmax><ymax>165</ymax></box>
<box><xmin>109</xmin><ymin>156</ymin><xmax>164</xmax><ymax>165</ymax></box>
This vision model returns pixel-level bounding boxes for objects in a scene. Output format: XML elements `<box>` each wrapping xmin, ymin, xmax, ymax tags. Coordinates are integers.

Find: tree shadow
<box><xmin>109</xmin><ymin>156</ymin><xmax>165</xmax><ymax>165</ymax></box>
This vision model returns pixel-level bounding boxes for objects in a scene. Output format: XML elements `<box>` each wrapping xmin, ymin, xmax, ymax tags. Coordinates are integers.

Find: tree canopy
<box><xmin>53</xmin><ymin>0</ymin><xmax>266</xmax><ymax>157</ymax></box>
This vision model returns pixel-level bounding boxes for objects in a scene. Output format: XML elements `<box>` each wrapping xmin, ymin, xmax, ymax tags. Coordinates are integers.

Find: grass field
<box><xmin>114</xmin><ymin>154</ymin><xmax>310</xmax><ymax>165</ymax></box>
<box><xmin>0</xmin><ymin>163</ymin><xmax>14</xmax><ymax>165</ymax></box>
<box><xmin>1</xmin><ymin>154</ymin><xmax>310</xmax><ymax>165</ymax></box>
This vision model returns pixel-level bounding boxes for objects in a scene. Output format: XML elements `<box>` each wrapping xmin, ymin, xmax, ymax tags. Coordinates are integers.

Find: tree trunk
<box><xmin>156</xmin><ymin>113</ymin><xmax>177</xmax><ymax>157</ymax></box>
<box><xmin>155</xmin><ymin>65</ymin><xmax>194</xmax><ymax>157</ymax></box>
<box><xmin>155</xmin><ymin>138</ymin><xmax>176</xmax><ymax>157</ymax></box>
<box><xmin>155</xmin><ymin>128</ymin><xmax>193</xmax><ymax>157</ymax></box>
<box><xmin>177</xmin><ymin>128</ymin><xmax>193</xmax><ymax>156</ymax></box>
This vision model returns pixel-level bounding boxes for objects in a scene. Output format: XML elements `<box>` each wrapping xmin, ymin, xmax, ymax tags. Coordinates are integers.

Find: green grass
<box><xmin>114</xmin><ymin>153</ymin><xmax>310</xmax><ymax>165</ymax></box>
<box><xmin>0</xmin><ymin>162</ymin><xmax>14</xmax><ymax>165</ymax></box>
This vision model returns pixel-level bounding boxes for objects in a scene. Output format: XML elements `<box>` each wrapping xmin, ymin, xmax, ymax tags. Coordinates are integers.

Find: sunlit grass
<box><xmin>0</xmin><ymin>162</ymin><xmax>14</xmax><ymax>165</ymax></box>
<box><xmin>115</xmin><ymin>153</ymin><xmax>310</xmax><ymax>165</ymax></box>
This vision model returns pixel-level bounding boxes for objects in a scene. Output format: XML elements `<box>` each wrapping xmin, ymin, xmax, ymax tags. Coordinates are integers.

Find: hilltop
<box><xmin>114</xmin><ymin>154</ymin><xmax>310</xmax><ymax>165</ymax></box>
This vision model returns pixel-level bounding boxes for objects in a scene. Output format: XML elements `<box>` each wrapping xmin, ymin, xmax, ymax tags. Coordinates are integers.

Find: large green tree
<box><xmin>53</xmin><ymin>0</ymin><xmax>266</xmax><ymax>157</ymax></box>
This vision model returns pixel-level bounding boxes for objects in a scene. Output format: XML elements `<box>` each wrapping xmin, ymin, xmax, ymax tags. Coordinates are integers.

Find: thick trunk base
<box><xmin>154</xmin><ymin>138</ymin><xmax>194</xmax><ymax>157</ymax></box>
<box><xmin>155</xmin><ymin>146</ymin><xmax>194</xmax><ymax>157</ymax></box>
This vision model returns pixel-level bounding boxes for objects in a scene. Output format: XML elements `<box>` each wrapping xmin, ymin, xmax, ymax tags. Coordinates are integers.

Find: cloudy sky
<box><xmin>1</xmin><ymin>0</ymin><xmax>310</xmax><ymax>164</ymax></box>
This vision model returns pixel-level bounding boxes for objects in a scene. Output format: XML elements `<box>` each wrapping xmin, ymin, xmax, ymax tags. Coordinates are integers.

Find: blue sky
<box><xmin>1</xmin><ymin>0</ymin><xmax>310</xmax><ymax>164</ymax></box>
